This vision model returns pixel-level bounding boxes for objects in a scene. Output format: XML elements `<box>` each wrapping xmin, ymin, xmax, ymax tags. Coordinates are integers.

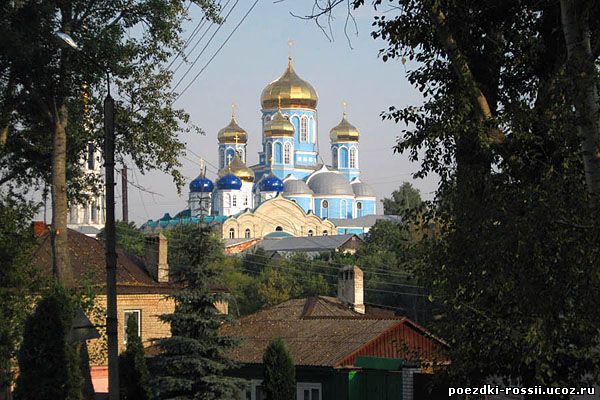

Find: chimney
<box><xmin>32</xmin><ymin>221</ymin><xmax>48</xmax><ymax>238</ymax></box>
<box><xmin>337</xmin><ymin>265</ymin><xmax>365</xmax><ymax>314</ymax></box>
<box><xmin>144</xmin><ymin>233</ymin><xmax>169</xmax><ymax>283</ymax></box>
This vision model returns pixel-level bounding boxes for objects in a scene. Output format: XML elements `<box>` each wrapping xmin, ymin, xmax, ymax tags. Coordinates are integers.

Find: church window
<box><xmin>219</xmin><ymin>148</ymin><xmax>225</xmax><ymax>169</ymax></box>
<box><xmin>300</xmin><ymin>116</ymin><xmax>308</xmax><ymax>142</ymax></box>
<box><xmin>225</xmin><ymin>194</ymin><xmax>231</xmax><ymax>208</ymax></box>
<box><xmin>340</xmin><ymin>200</ymin><xmax>347</xmax><ymax>219</ymax></box>
<box><xmin>321</xmin><ymin>200</ymin><xmax>329</xmax><ymax>218</ymax></box>
<box><xmin>232</xmin><ymin>195</ymin><xmax>237</xmax><ymax>207</ymax></box>
<box><xmin>308</xmin><ymin>230</ymin><xmax>314</xmax><ymax>236</ymax></box>
<box><xmin>275</xmin><ymin>226</ymin><xmax>283</xmax><ymax>231</ymax></box>
<box><xmin>332</xmin><ymin>148</ymin><xmax>338</xmax><ymax>167</ymax></box>
<box><xmin>91</xmin><ymin>201</ymin><xmax>98</xmax><ymax>223</ymax></box>
<box><xmin>87</xmin><ymin>143</ymin><xmax>95</xmax><ymax>170</ymax></box>
<box><xmin>312</xmin><ymin>118</ymin><xmax>317</xmax><ymax>143</ymax></box>
<box><xmin>245</xmin><ymin>228</ymin><xmax>251</xmax><ymax>238</ymax></box>
<box><xmin>322</xmin><ymin>230</ymin><xmax>328</xmax><ymax>236</ymax></box>
<box><xmin>349</xmin><ymin>147</ymin><xmax>357</xmax><ymax>168</ymax></box>
<box><xmin>244</xmin><ymin>195</ymin><xmax>248</xmax><ymax>206</ymax></box>
<box><xmin>340</xmin><ymin>147</ymin><xmax>348</xmax><ymax>168</ymax></box>
<box><xmin>284</xmin><ymin>142</ymin><xmax>291</xmax><ymax>164</ymax></box>
<box><xmin>229</xmin><ymin>228</ymin><xmax>235</xmax><ymax>239</ymax></box>
<box><xmin>274</xmin><ymin>142</ymin><xmax>283</xmax><ymax>164</ymax></box>
<box><xmin>357</xmin><ymin>201</ymin><xmax>362</xmax><ymax>217</ymax></box>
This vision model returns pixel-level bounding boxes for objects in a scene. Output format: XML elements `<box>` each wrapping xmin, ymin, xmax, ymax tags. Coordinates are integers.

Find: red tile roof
<box><xmin>220</xmin><ymin>296</ymin><xmax>446</xmax><ymax>367</ymax></box>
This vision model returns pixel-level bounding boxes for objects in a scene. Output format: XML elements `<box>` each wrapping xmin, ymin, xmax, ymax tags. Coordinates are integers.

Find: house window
<box><xmin>284</xmin><ymin>142</ymin><xmax>291</xmax><ymax>164</ymax></box>
<box><xmin>349</xmin><ymin>147</ymin><xmax>357</xmax><ymax>168</ymax></box>
<box><xmin>123</xmin><ymin>310</ymin><xmax>141</xmax><ymax>343</ymax></box>
<box><xmin>229</xmin><ymin>228</ymin><xmax>235</xmax><ymax>239</ymax></box>
<box><xmin>300</xmin><ymin>116</ymin><xmax>308</xmax><ymax>142</ymax></box>
<box><xmin>245</xmin><ymin>228</ymin><xmax>251</xmax><ymax>238</ymax></box>
<box><xmin>297</xmin><ymin>383</ymin><xmax>322</xmax><ymax>400</ymax></box>
<box><xmin>308</xmin><ymin>230</ymin><xmax>313</xmax><ymax>237</ymax></box>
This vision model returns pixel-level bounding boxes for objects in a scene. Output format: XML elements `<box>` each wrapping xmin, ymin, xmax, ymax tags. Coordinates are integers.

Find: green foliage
<box><xmin>119</xmin><ymin>316</ymin><xmax>152</xmax><ymax>400</ymax></box>
<box><xmin>97</xmin><ymin>221</ymin><xmax>145</xmax><ymax>257</ymax></box>
<box><xmin>14</xmin><ymin>286</ymin><xmax>82</xmax><ymax>400</ymax></box>
<box><xmin>0</xmin><ymin>196</ymin><xmax>40</xmax><ymax>392</ymax></box>
<box><xmin>262</xmin><ymin>337</ymin><xmax>295</xmax><ymax>400</ymax></box>
<box><xmin>150</xmin><ymin>224</ymin><xmax>242</xmax><ymax>399</ymax></box>
<box><xmin>382</xmin><ymin>182</ymin><xmax>423</xmax><ymax>216</ymax></box>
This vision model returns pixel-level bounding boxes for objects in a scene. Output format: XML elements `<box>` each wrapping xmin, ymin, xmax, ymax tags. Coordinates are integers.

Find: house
<box><xmin>224</xmin><ymin>233</ymin><xmax>364</xmax><ymax>257</ymax></box>
<box><xmin>31</xmin><ymin>224</ymin><xmax>227</xmax><ymax>393</ymax></box>
<box><xmin>220</xmin><ymin>265</ymin><xmax>447</xmax><ymax>400</ymax></box>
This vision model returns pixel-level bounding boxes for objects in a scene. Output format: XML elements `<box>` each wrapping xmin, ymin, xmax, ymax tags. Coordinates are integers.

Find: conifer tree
<box><xmin>150</xmin><ymin>224</ymin><xmax>241</xmax><ymax>399</ymax></box>
<box><xmin>119</xmin><ymin>316</ymin><xmax>151</xmax><ymax>400</ymax></box>
<box><xmin>262</xmin><ymin>337</ymin><xmax>296</xmax><ymax>400</ymax></box>
<box><xmin>14</xmin><ymin>286</ymin><xmax>82</xmax><ymax>400</ymax></box>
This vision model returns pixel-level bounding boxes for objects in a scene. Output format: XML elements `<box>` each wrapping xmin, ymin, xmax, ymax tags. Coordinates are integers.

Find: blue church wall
<box><xmin>313</xmin><ymin>196</ymin><xmax>355</xmax><ymax>220</ymax></box>
<box><xmin>336</xmin><ymin>227</ymin><xmax>366</xmax><ymax>235</ymax></box>
<box><xmin>355</xmin><ymin>198</ymin><xmax>376</xmax><ymax>216</ymax></box>
<box><xmin>331</xmin><ymin>143</ymin><xmax>359</xmax><ymax>181</ymax></box>
<box><xmin>284</xmin><ymin>195</ymin><xmax>312</xmax><ymax>213</ymax></box>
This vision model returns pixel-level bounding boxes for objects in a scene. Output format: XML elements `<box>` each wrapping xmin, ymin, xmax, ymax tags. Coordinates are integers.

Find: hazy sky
<box><xmin>116</xmin><ymin>1</ymin><xmax>438</xmax><ymax>224</ymax></box>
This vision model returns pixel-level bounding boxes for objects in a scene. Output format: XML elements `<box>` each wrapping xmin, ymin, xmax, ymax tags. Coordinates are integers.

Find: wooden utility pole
<box><xmin>121</xmin><ymin>165</ymin><xmax>128</xmax><ymax>223</ymax></box>
<box><xmin>104</xmin><ymin>92</ymin><xmax>119</xmax><ymax>400</ymax></box>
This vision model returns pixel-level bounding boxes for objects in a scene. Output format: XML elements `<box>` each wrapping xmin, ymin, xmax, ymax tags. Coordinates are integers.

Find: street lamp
<box><xmin>55</xmin><ymin>31</ymin><xmax>119</xmax><ymax>400</ymax></box>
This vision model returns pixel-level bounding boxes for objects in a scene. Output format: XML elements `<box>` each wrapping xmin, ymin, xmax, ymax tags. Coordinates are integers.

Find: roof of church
<box><xmin>220</xmin><ymin>296</ymin><xmax>446</xmax><ymax>367</ymax></box>
<box><xmin>256</xmin><ymin>233</ymin><xmax>362</xmax><ymax>253</ymax></box>
<box><xmin>329</xmin><ymin>214</ymin><xmax>402</xmax><ymax>228</ymax></box>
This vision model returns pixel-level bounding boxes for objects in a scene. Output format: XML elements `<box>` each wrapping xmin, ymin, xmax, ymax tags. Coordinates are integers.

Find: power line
<box><xmin>175</xmin><ymin>0</ymin><xmax>260</xmax><ymax>100</ymax></box>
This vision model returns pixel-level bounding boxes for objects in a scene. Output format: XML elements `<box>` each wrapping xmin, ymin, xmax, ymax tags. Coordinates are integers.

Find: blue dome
<box><xmin>217</xmin><ymin>173</ymin><xmax>242</xmax><ymax>190</ymax></box>
<box><xmin>189</xmin><ymin>176</ymin><xmax>214</xmax><ymax>193</ymax></box>
<box><xmin>259</xmin><ymin>174</ymin><xmax>284</xmax><ymax>192</ymax></box>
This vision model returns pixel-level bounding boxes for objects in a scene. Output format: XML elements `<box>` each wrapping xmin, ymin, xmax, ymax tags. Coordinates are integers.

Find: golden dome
<box><xmin>330</xmin><ymin>113</ymin><xmax>360</xmax><ymax>142</ymax></box>
<box><xmin>264</xmin><ymin>110</ymin><xmax>295</xmax><ymax>137</ymax></box>
<box><xmin>261</xmin><ymin>57</ymin><xmax>318</xmax><ymax>110</ymax></box>
<box><xmin>218</xmin><ymin>153</ymin><xmax>255</xmax><ymax>182</ymax></box>
<box><xmin>218</xmin><ymin>117</ymin><xmax>247</xmax><ymax>144</ymax></box>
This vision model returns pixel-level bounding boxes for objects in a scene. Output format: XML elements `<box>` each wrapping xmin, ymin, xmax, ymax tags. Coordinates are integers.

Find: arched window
<box><xmin>339</xmin><ymin>147</ymin><xmax>349</xmax><ymax>168</ymax></box>
<box><xmin>332</xmin><ymin>148</ymin><xmax>338</xmax><ymax>167</ymax></box>
<box><xmin>237</xmin><ymin>147</ymin><xmax>245</xmax><ymax>162</ymax></box>
<box><xmin>225</xmin><ymin>194</ymin><xmax>231</xmax><ymax>208</ymax></box>
<box><xmin>357</xmin><ymin>201</ymin><xmax>363</xmax><ymax>217</ymax></box>
<box><xmin>284</xmin><ymin>142</ymin><xmax>291</xmax><ymax>164</ymax></box>
<box><xmin>91</xmin><ymin>201</ymin><xmax>98</xmax><ymax>223</ymax></box>
<box><xmin>229</xmin><ymin>228</ymin><xmax>235</xmax><ymax>239</ymax></box>
<box><xmin>340</xmin><ymin>199</ymin><xmax>347</xmax><ymax>219</ymax></box>
<box><xmin>275</xmin><ymin>226</ymin><xmax>283</xmax><ymax>231</ymax></box>
<box><xmin>349</xmin><ymin>147</ymin><xmax>357</xmax><ymax>168</ymax></box>
<box><xmin>308</xmin><ymin>230</ymin><xmax>314</xmax><ymax>237</ymax></box>
<box><xmin>219</xmin><ymin>148</ymin><xmax>225</xmax><ymax>168</ymax></box>
<box><xmin>87</xmin><ymin>143</ymin><xmax>95</xmax><ymax>170</ymax></box>
<box><xmin>321</xmin><ymin>200</ymin><xmax>329</xmax><ymax>218</ymax></box>
<box><xmin>300</xmin><ymin>116</ymin><xmax>308</xmax><ymax>142</ymax></box>
<box><xmin>323</xmin><ymin>230</ymin><xmax>328</xmax><ymax>236</ymax></box>
<box><xmin>245</xmin><ymin>228</ymin><xmax>251</xmax><ymax>238</ymax></box>
<box><xmin>274</xmin><ymin>142</ymin><xmax>283</xmax><ymax>164</ymax></box>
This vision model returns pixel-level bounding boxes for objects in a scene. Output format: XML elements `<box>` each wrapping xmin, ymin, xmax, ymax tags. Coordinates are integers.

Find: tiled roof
<box><xmin>220</xmin><ymin>296</ymin><xmax>443</xmax><ymax>367</ymax></box>
<box><xmin>32</xmin><ymin>229</ymin><xmax>173</xmax><ymax>294</ymax></box>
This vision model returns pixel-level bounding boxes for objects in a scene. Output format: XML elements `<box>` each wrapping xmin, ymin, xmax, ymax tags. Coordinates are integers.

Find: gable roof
<box><xmin>220</xmin><ymin>296</ymin><xmax>445</xmax><ymax>368</ymax></box>
<box><xmin>32</xmin><ymin>228</ymin><xmax>173</xmax><ymax>294</ymax></box>
<box><xmin>257</xmin><ymin>234</ymin><xmax>362</xmax><ymax>253</ymax></box>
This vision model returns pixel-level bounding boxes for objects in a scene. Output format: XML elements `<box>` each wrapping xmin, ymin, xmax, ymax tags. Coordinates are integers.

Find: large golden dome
<box><xmin>261</xmin><ymin>57</ymin><xmax>318</xmax><ymax>110</ymax></box>
<box><xmin>264</xmin><ymin>110</ymin><xmax>295</xmax><ymax>137</ymax></box>
<box><xmin>330</xmin><ymin>113</ymin><xmax>360</xmax><ymax>142</ymax></box>
<box><xmin>218</xmin><ymin>153</ymin><xmax>255</xmax><ymax>182</ymax></box>
<box><xmin>218</xmin><ymin>117</ymin><xmax>247</xmax><ymax>144</ymax></box>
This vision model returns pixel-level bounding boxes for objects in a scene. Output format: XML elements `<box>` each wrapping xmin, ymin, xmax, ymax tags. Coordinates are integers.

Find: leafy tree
<box><xmin>257</xmin><ymin>268</ymin><xmax>294</xmax><ymax>307</ymax></box>
<box><xmin>382</xmin><ymin>182</ymin><xmax>423</xmax><ymax>215</ymax></box>
<box><xmin>1</xmin><ymin>0</ymin><xmax>221</xmax><ymax>282</ymax></box>
<box><xmin>14</xmin><ymin>286</ymin><xmax>82</xmax><ymax>400</ymax></box>
<box><xmin>262</xmin><ymin>337</ymin><xmax>295</xmax><ymax>400</ymax></box>
<box><xmin>119</xmin><ymin>316</ymin><xmax>151</xmax><ymax>400</ymax></box>
<box><xmin>301</xmin><ymin>0</ymin><xmax>600</xmax><ymax>389</ymax></box>
<box><xmin>150</xmin><ymin>224</ymin><xmax>241</xmax><ymax>399</ymax></box>
<box><xmin>0</xmin><ymin>197</ymin><xmax>40</xmax><ymax>395</ymax></box>
<box><xmin>97</xmin><ymin>220</ymin><xmax>145</xmax><ymax>257</ymax></box>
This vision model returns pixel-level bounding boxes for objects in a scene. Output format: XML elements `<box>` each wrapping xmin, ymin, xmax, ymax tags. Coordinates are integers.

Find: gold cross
<box><xmin>342</xmin><ymin>100</ymin><xmax>348</xmax><ymax>117</ymax></box>
<box><xmin>288</xmin><ymin>39</ymin><xmax>294</xmax><ymax>59</ymax></box>
<box><xmin>278</xmin><ymin>94</ymin><xmax>282</xmax><ymax>110</ymax></box>
<box><xmin>231</xmin><ymin>103</ymin><xmax>236</xmax><ymax>119</ymax></box>
<box><xmin>227</xmin><ymin>153</ymin><xmax>233</xmax><ymax>165</ymax></box>
<box><xmin>234</xmin><ymin>133</ymin><xmax>239</xmax><ymax>146</ymax></box>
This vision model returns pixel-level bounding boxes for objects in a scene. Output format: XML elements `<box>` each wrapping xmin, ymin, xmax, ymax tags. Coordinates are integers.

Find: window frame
<box><xmin>228</xmin><ymin>228</ymin><xmax>235</xmax><ymax>239</ymax></box>
<box><xmin>297</xmin><ymin>383</ymin><xmax>322</xmax><ymax>400</ymax></box>
<box><xmin>349</xmin><ymin>147</ymin><xmax>357</xmax><ymax>168</ymax></box>
<box><xmin>123</xmin><ymin>309</ymin><xmax>141</xmax><ymax>343</ymax></box>
<box><xmin>300</xmin><ymin>116</ymin><xmax>308</xmax><ymax>142</ymax></box>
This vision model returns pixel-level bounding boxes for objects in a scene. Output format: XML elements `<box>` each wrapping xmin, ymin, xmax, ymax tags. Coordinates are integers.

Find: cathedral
<box><xmin>144</xmin><ymin>56</ymin><xmax>379</xmax><ymax>239</ymax></box>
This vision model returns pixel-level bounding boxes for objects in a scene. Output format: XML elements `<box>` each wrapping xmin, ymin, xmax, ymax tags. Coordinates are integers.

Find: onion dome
<box><xmin>283</xmin><ymin>179</ymin><xmax>313</xmax><ymax>195</ymax></box>
<box><xmin>351</xmin><ymin>179</ymin><xmax>375</xmax><ymax>197</ymax></box>
<box><xmin>264</xmin><ymin>110</ymin><xmax>295</xmax><ymax>137</ymax></box>
<box><xmin>189</xmin><ymin>175</ymin><xmax>214</xmax><ymax>193</ymax></box>
<box><xmin>259</xmin><ymin>174</ymin><xmax>284</xmax><ymax>192</ymax></box>
<box><xmin>216</xmin><ymin>173</ymin><xmax>242</xmax><ymax>190</ymax></box>
<box><xmin>218</xmin><ymin>117</ymin><xmax>247</xmax><ymax>144</ymax></box>
<box><xmin>330</xmin><ymin>113</ymin><xmax>359</xmax><ymax>142</ymax></box>
<box><xmin>308</xmin><ymin>171</ymin><xmax>354</xmax><ymax>195</ymax></box>
<box><xmin>261</xmin><ymin>57</ymin><xmax>318</xmax><ymax>109</ymax></box>
<box><xmin>218</xmin><ymin>153</ymin><xmax>255</xmax><ymax>182</ymax></box>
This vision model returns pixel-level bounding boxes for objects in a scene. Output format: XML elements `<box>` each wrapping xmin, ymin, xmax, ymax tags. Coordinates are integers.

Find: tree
<box><xmin>382</xmin><ymin>182</ymin><xmax>423</xmax><ymax>215</ymax></box>
<box><xmin>14</xmin><ymin>286</ymin><xmax>82</xmax><ymax>400</ymax></box>
<box><xmin>299</xmin><ymin>0</ymin><xmax>600</xmax><ymax>390</ymax></box>
<box><xmin>150</xmin><ymin>225</ymin><xmax>241</xmax><ymax>399</ymax></box>
<box><xmin>97</xmin><ymin>221</ymin><xmax>145</xmax><ymax>257</ymax></box>
<box><xmin>262</xmin><ymin>337</ymin><xmax>295</xmax><ymax>400</ymax></box>
<box><xmin>119</xmin><ymin>316</ymin><xmax>151</xmax><ymax>400</ymax></box>
<box><xmin>1</xmin><ymin>0</ymin><xmax>222</xmax><ymax>283</ymax></box>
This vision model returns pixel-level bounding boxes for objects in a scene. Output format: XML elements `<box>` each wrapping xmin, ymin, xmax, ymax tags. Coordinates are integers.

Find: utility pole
<box><xmin>104</xmin><ymin>91</ymin><xmax>119</xmax><ymax>400</ymax></box>
<box><xmin>121</xmin><ymin>165</ymin><xmax>128</xmax><ymax>223</ymax></box>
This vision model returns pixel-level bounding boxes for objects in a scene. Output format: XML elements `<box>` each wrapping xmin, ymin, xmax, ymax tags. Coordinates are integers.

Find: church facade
<box><xmin>144</xmin><ymin>57</ymin><xmax>379</xmax><ymax>239</ymax></box>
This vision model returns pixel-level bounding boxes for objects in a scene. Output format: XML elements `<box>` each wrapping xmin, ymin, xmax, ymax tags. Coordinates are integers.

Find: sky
<box><xmin>100</xmin><ymin>1</ymin><xmax>437</xmax><ymax>224</ymax></box>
